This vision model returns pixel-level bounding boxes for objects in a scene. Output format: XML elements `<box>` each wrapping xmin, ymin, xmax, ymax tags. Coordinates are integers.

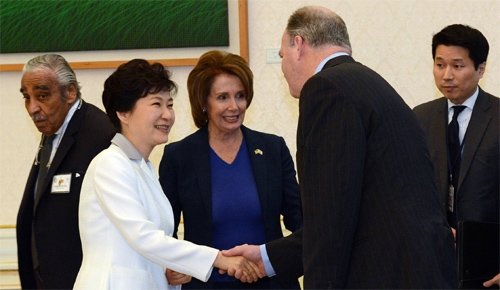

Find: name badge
<box><xmin>51</xmin><ymin>173</ymin><xmax>72</xmax><ymax>193</ymax></box>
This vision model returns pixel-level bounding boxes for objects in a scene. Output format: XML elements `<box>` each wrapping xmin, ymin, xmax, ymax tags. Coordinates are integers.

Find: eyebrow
<box><xmin>150</xmin><ymin>95</ymin><xmax>172</xmax><ymax>102</ymax></box>
<box><xmin>34</xmin><ymin>85</ymin><xmax>51</xmax><ymax>90</ymax></box>
<box><xmin>20</xmin><ymin>85</ymin><xmax>51</xmax><ymax>93</ymax></box>
<box><xmin>435</xmin><ymin>56</ymin><xmax>465</xmax><ymax>62</ymax></box>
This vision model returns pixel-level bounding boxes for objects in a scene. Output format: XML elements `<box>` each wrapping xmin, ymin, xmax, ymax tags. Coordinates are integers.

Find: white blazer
<box><xmin>74</xmin><ymin>134</ymin><xmax>219</xmax><ymax>290</ymax></box>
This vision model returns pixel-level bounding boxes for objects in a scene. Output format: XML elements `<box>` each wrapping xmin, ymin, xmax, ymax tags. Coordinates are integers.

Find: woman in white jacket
<box><xmin>73</xmin><ymin>59</ymin><xmax>260</xmax><ymax>290</ymax></box>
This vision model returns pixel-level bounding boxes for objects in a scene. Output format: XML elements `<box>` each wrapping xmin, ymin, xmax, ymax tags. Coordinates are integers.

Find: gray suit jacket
<box><xmin>413</xmin><ymin>88</ymin><xmax>499</xmax><ymax>223</ymax></box>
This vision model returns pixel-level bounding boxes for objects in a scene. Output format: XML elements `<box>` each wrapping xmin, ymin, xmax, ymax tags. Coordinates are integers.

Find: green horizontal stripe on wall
<box><xmin>0</xmin><ymin>0</ymin><xmax>229</xmax><ymax>53</ymax></box>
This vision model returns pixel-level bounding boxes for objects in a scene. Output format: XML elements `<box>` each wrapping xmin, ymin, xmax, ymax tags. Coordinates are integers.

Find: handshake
<box><xmin>166</xmin><ymin>244</ymin><xmax>265</xmax><ymax>285</ymax></box>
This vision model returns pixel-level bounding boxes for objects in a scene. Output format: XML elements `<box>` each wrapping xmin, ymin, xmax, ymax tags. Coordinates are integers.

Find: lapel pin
<box><xmin>254</xmin><ymin>149</ymin><xmax>263</xmax><ymax>155</ymax></box>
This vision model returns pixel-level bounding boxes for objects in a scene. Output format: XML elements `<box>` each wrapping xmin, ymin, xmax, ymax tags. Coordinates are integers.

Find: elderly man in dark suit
<box><xmin>16</xmin><ymin>54</ymin><xmax>115</xmax><ymax>289</ymax></box>
<box><xmin>413</xmin><ymin>24</ymin><xmax>499</xmax><ymax>288</ymax></box>
<box><xmin>224</xmin><ymin>6</ymin><xmax>457</xmax><ymax>289</ymax></box>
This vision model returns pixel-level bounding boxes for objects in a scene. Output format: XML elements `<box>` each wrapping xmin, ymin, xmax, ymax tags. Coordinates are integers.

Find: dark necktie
<box><xmin>35</xmin><ymin>134</ymin><xmax>56</xmax><ymax>197</ymax></box>
<box><xmin>448</xmin><ymin>105</ymin><xmax>466</xmax><ymax>187</ymax></box>
<box><xmin>31</xmin><ymin>134</ymin><xmax>56</xmax><ymax>274</ymax></box>
<box><xmin>32</xmin><ymin>134</ymin><xmax>56</xmax><ymax>277</ymax></box>
<box><xmin>447</xmin><ymin>105</ymin><xmax>466</xmax><ymax>228</ymax></box>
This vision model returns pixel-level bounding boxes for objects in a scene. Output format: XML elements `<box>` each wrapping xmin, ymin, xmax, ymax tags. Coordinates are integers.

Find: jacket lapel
<box><xmin>34</xmin><ymin>101</ymin><xmax>86</xmax><ymax>210</ymax></box>
<box><xmin>242</xmin><ymin>126</ymin><xmax>268</xmax><ymax>216</ymax></box>
<box><xmin>458</xmin><ymin>89</ymin><xmax>492</xmax><ymax>190</ymax></box>
<box><xmin>26</xmin><ymin>163</ymin><xmax>39</xmax><ymax>214</ymax></box>
<box><xmin>33</xmin><ymin>138</ymin><xmax>49</xmax><ymax>204</ymax></box>
<box><xmin>194</xmin><ymin>127</ymin><xmax>214</xmax><ymax>217</ymax></box>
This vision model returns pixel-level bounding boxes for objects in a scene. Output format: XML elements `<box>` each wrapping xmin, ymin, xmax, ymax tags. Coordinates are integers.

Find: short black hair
<box><xmin>102</xmin><ymin>59</ymin><xmax>177</xmax><ymax>131</ymax></box>
<box><xmin>432</xmin><ymin>24</ymin><xmax>489</xmax><ymax>69</ymax></box>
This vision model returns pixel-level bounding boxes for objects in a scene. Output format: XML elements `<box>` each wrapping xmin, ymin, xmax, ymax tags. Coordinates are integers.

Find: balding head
<box><xmin>286</xmin><ymin>6</ymin><xmax>351</xmax><ymax>52</ymax></box>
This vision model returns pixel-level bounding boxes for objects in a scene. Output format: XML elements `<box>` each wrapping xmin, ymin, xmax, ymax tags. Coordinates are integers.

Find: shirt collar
<box><xmin>54</xmin><ymin>98</ymin><xmax>82</xmax><ymax>136</ymax></box>
<box><xmin>111</xmin><ymin>133</ymin><xmax>143</xmax><ymax>161</ymax></box>
<box><xmin>315</xmin><ymin>52</ymin><xmax>350</xmax><ymax>74</ymax></box>
<box><xmin>447</xmin><ymin>87</ymin><xmax>479</xmax><ymax>111</ymax></box>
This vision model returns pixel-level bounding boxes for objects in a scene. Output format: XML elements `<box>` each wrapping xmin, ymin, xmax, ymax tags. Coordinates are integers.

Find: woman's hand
<box><xmin>165</xmin><ymin>269</ymin><xmax>192</xmax><ymax>285</ymax></box>
<box><xmin>484</xmin><ymin>273</ymin><xmax>500</xmax><ymax>288</ymax></box>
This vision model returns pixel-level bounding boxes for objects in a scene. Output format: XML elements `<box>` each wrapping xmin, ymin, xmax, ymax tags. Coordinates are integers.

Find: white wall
<box><xmin>1</xmin><ymin>0</ymin><xmax>499</xmax><ymax>227</ymax></box>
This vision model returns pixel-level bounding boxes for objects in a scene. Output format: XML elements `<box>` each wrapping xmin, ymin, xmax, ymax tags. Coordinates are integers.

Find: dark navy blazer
<box><xmin>159</xmin><ymin>125</ymin><xmax>302</xmax><ymax>289</ymax></box>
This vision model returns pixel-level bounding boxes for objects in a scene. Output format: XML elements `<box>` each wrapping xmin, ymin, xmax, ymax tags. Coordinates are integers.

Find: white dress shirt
<box><xmin>447</xmin><ymin>87</ymin><xmax>478</xmax><ymax>145</ymax></box>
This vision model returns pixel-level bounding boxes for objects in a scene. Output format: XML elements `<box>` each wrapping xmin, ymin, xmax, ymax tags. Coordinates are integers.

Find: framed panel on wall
<box><xmin>0</xmin><ymin>0</ymin><xmax>248</xmax><ymax>71</ymax></box>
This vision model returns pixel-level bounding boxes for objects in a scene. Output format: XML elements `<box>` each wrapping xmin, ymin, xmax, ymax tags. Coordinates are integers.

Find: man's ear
<box><xmin>66</xmin><ymin>84</ymin><xmax>78</xmax><ymax>104</ymax></box>
<box><xmin>294</xmin><ymin>35</ymin><xmax>306</xmax><ymax>59</ymax></box>
<box><xmin>477</xmin><ymin>62</ymin><xmax>486</xmax><ymax>77</ymax></box>
<box><xmin>293</xmin><ymin>35</ymin><xmax>304</xmax><ymax>46</ymax></box>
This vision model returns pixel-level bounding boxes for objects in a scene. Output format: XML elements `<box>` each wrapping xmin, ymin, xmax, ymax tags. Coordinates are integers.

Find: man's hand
<box><xmin>165</xmin><ymin>269</ymin><xmax>191</xmax><ymax>285</ymax></box>
<box><xmin>221</xmin><ymin>244</ymin><xmax>265</xmax><ymax>276</ymax></box>
<box><xmin>213</xmin><ymin>251</ymin><xmax>262</xmax><ymax>283</ymax></box>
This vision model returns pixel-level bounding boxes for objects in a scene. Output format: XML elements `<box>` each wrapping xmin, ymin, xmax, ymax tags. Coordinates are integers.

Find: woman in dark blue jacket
<box><xmin>159</xmin><ymin>50</ymin><xmax>302</xmax><ymax>289</ymax></box>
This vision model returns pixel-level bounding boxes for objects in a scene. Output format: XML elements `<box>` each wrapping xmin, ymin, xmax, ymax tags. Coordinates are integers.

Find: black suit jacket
<box><xmin>16</xmin><ymin>101</ymin><xmax>115</xmax><ymax>289</ymax></box>
<box><xmin>268</xmin><ymin>55</ymin><xmax>457</xmax><ymax>289</ymax></box>
<box><xmin>159</xmin><ymin>125</ymin><xmax>302</xmax><ymax>289</ymax></box>
<box><xmin>413</xmin><ymin>88</ymin><xmax>499</xmax><ymax>223</ymax></box>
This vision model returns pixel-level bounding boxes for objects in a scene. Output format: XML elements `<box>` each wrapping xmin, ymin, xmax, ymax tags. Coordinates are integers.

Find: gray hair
<box><xmin>286</xmin><ymin>6</ymin><xmax>351</xmax><ymax>52</ymax></box>
<box><xmin>23</xmin><ymin>54</ymin><xmax>82</xmax><ymax>99</ymax></box>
